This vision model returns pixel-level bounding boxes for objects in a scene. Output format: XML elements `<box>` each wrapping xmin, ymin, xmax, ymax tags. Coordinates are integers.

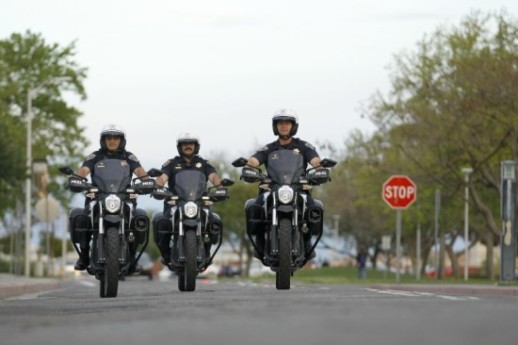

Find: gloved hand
<box><xmin>151</xmin><ymin>187</ymin><xmax>170</xmax><ymax>200</ymax></box>
<box><xmin>135</xmin><ymin>179</ymin><xmax>156</xmax><ymax>194</ymax></box>
<box><xmin>66</xmin><ymin>176</ymin><xmax>87</xmax><ymax>192</ymax></box>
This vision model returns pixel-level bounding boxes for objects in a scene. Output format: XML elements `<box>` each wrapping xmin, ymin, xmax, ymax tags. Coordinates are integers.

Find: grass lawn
<box><xmin>248</xmin><ymin>266</ymin><xmax>515</xmax><ymax>286</ymax></box>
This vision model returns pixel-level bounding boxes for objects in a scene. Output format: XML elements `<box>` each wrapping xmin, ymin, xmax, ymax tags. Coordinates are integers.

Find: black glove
<box><xmin>307</xmin><ymin>168</ymin><xmax>330</xmax><ymax>185</ymax></box>
<box><xmin>241</xmin><ymin>167</ymin><xmax>261</xmax><ymax>183</ymax></box>
<box><xmin>66</xmin><ymin>176</ymin><xmax>87</xmax><ymax>193</ymax></box>
<box><xmin>134</xmin><ymin>179</ymin><xmax>156</xmax><ymax>194</ymax></box>
<box><xmin>151</xmin><ymin>187</ymin><xmax>169</xmax><ymax>200</ymax></box>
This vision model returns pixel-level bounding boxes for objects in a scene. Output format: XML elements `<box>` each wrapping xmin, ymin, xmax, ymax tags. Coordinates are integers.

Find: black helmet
<box><xmin>176</xmin><ymin>132</ymin><xmax>200</xmax><ymax>156</ymax></box>
<box><xmin>272</xmin><ymin>108</ymin><xmax>299</xmax><ymax>136</ymax></box>
<box><xmin>100</xmin><ymin>123</ymin><xmax>126</xmax><ymax>151</ymax></box>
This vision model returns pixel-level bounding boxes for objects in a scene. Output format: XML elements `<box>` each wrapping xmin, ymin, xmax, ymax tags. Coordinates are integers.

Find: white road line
<box><xmin>366</xmin><ymin>288</ymin><xmax>479</xmax><ymax>301</ymax></box>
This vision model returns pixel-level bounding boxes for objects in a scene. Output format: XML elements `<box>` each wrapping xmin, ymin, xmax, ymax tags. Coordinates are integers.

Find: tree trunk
<box><xmin>438</xmin><ymin>228</ymin><xmax>446</xmax><ymax>280</ymax></box>
<box><xmin>486</xmin><ymin>231</ymin><xmax>495</xmax><ymax>280</ymax></box>
<box><xmin>446</xmin><ymin>244</ymin><xmax>460</xmax><ymax>278</ymax></box>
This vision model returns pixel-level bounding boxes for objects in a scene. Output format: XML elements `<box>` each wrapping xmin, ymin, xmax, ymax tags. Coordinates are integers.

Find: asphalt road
<box><xmin>0</xmin><ymin>275</ymin><xmax>516</xmax><ymax>345</ymax></box>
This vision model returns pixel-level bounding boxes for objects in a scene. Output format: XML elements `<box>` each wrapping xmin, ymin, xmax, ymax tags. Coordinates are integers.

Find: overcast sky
<box><xmin>2</xmin><ymin>0</ymin><xmax>517</xmax><ymax>172</ymax></box>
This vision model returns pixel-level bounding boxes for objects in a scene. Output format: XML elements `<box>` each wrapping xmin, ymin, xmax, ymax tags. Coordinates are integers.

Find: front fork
<box><xmin>266</xmin><ymin>193</ymin><xmax>309</xmax><ymax>263</ymax></box>
<box><xmin>171</xmin><ymin>207</ymin><xmax>220</xmax><ymax>270</ymax></box>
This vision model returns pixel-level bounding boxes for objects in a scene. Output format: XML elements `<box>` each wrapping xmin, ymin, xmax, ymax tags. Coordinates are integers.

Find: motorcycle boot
<box><xmin>245</xmin><ymin>199</ymin><xmax>265</xmax><ymax>258</ymax></box>
<box><xmin>153</xmin><ymin>211</ymin><xmax>173</xmax><ymax>265</ymax></box>
<box><xmin>74</xmin><ymin>247</ymin><xmax>90</xmax><ymax>271</ymax></box>
<box><xmin>304</xmin><ymin>237</ymin><xmax>316</xmax><ymax>260</ymax></box>
<box><xmin>253</xmin><ymin>232</ymin><xmax>266</xmax><ymax>259</ymax></box>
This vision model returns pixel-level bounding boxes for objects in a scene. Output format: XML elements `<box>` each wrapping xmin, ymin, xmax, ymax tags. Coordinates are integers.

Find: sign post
<box><xmin>500</xmin><ymin>161</ymin><xmax>516</xmax><ymax>282</ymax></box>
<box><xmin>382</xmin><ymin>175</ymin><xmax>417</xmax><ymax>283</ymax></box>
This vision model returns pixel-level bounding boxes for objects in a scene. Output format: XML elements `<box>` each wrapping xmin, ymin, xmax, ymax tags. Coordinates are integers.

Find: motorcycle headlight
<box><xmin>184</xmin><ymin>201</ymin><xmax>198</xmax><ymax>218</ymax></box>
<box><xmin>278</xmin><ymin>185</ymin><xmax>294</xmax><ymax>204</ymax></box>
<box><xmin>105</xmin><ymin>194</ymin><xmax>121</xmax><ymax>213</ymax></box>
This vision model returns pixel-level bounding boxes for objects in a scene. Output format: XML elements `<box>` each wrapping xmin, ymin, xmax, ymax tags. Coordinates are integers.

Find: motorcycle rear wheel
<box><xmin>276</xmin><ymin>218</ymin><xmax>292</xmax><ymax>290</ymax></box>
<box><xmin>100</xmin><ymin>228</ymin><xmax>120</xmax><ymax>298</ymax></box>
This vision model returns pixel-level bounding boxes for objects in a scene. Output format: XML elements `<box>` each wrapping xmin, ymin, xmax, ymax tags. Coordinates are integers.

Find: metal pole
<box><xmin>462</xmin><ymin>168</ymin><xmax>472</xmax><ymax>281</ymax></box>
<box><xmin>24</xmin><ymin>89</ymin><xmax>33</xmax><ymax>277</ymax></box>
<box><xmin>46</xmin><ymin>193</ymin><xmax>50</xmax><ymax>275</ymax></box>
<box><xmin>62</xmin><ymin>215</ymin><xmax>67</xmax><ymax>276</ymax></box>
<box><xmin>434</xmin><ymin>189</ymin><xmax>440</xmax><ymax>280</ymax></box>
<box><xmin>396</xmin><ymin>209</ymin><xmax>401</xmax><ymax>283</ymax></box>
<box><xmin>500</xmin><ymin>161</ymin><xmax>516</xmax><ymax>282</ymax></box>
<box><xmin>416</xmin><ymin>222</ymin><xmax>421</xmax><ymax>281</ymax></box>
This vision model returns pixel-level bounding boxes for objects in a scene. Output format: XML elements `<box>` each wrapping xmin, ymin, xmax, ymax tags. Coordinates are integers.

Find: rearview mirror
<box><xmin>59</xmin><ymin>166</ymin><xmax>74</xmax><ymax>175</ymax></box>
<box><xmin>231</xmin><ymin>157</ymin><xmax>248</xmax><ymax>168</ymax></box>
<box><xmin>320</xmin><ymin>158</ymin><xmax>337</xmax><ymax>168</ymax></box>
<box><xmin>147</xmin><ymin>168</ymin><xmax>163</xmax><ymax>178</ymax></box>
<box><xmin>221</xmin><ymin>178</ymin><xmax>234</xmax><ymax>187</ymax></box>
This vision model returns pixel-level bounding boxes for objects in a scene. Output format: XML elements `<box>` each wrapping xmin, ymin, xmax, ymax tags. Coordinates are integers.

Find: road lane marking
<box><xmin>366</xmin><ymin>288</ymin><xmax>479</xmax><ymax>301</ymax></box>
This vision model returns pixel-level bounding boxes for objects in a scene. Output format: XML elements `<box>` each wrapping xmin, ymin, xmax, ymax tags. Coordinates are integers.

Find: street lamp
<box><xmin>461</xmin><ymin>167</ymin><xmax>473</xmax><ymax>281</ymax></box>
<box><xmin>33</xmin><ymin>158</ymin><xmax>49</xmax><ymax>275</ymax></box>
<box><xmin>24</xmin><ymin>76</ymin><xmax>70</xmax><ymax>277</ymax></box>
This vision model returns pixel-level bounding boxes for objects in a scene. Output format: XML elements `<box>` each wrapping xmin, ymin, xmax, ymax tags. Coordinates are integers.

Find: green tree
<box><xmin>348</xmin><ymin>10</ymin><xmax>518</xmax><ymax>279</ymax></box>
<box><xmin>0</xmin><ymin>31</ymin><xmax>88</xmax><ymax>217</ymax></box>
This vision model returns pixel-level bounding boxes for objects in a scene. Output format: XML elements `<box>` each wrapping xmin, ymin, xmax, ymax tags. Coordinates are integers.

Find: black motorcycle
<box><xmin>148</xmin><ymin>168</ymin><xmax>234</xmax><ymax>292</ymax></box>
<box><xmin>232</xmin><ymin>151</ymin><xmax>336</xmax><ymax>290</ymax></box>
<box><xmin>60</xmin><ymin>159</ymin><xmax>155</xmax><ymax>298</ymax></box>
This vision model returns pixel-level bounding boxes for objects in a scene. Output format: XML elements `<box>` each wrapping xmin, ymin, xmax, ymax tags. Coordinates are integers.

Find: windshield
<box><xmin>174</xmin><ymin>170</ymin><xmax>207</xmax><ymax>201</ymax></box>
<box><xmin>267</xmin><ymin>150</ymin><xmax>304</xmax><ymax>185</ymax></box>
<box><xmin>92</xmin><ymin>159</ymin><xmax>131</xmax><ymax>193</ymax></box>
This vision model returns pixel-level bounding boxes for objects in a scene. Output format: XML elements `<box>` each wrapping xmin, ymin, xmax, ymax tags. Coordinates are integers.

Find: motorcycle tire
<box><xmin>276</xmin><ymin>218</ymin><xmax>292</xmax><ymax>290</ymax></box>
<box><xmin>180</xmin><ymin>230</ymin><xmax>197</xmax><ymax>292</ymax></box>
<box><xmin>100</xmin><ymin>228</ymin><xmax>120</xmax><ymax>298</ymax></box>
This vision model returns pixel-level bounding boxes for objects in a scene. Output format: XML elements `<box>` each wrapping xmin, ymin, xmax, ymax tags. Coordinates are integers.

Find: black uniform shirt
<box><xmin>81</xmin><ymin>150</ymin><xmax>142</xmax><ymax>180</ymax></box>
<box><xmin>252</xmin><ymin>137</ymin><xmax>319</xmax><ymax>171</ymax></box>
<box><xmin>160</xmin><ymin>155</ymin><xmax>216</xmax><ymax>191</ymax></box>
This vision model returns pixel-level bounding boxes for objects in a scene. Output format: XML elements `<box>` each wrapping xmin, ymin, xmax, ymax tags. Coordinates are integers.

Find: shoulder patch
<box><xmin>85</xmin><ymin>153</ymin><xmax>96</xmax><ymax>161</ymax></box>
<box><xmin>128</xmin><ymin>154</ymin><xmax>140</xmax><ymax>162</ymax></box>
<box><xmin>161</xmin><ymin>159</ymin><xmax>171</xmax><ymax>168</ymax></box>
<box><xmin>258</xmin><ymin>145</ymin><xmax>269</xmax><ymax>152</ymax></box>
<box><xmin>305</xmin><ymin>142</ymin><xmax>316</xmax><ymax>150</ymax></box>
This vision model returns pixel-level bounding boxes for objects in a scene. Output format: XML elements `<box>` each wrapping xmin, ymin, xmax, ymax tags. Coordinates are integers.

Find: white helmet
<box><xmin>100</xmin><ymin>123</ymin><xmax>126</xmax><ymax>150</ymax></box>
<box><xmin>272</xmin><ymin>108</ymin><xmax>299</xmax><ymax>136</ymax></box>
<box><xmin>176</xmin><ymin>132</ymin><xmax>200</xmax><ymax>155</ymax></box>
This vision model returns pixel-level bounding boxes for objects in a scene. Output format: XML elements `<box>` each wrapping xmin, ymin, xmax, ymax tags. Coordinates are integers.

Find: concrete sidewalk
<box><xmin>0</xmin><ymin>274</ymin><xmax>62</xmax><ymax>299</ymax></box>
<box><xmin>370</xmin><ymin>283</ymin><xmax>518</xmax><ymax>297</ymax></box>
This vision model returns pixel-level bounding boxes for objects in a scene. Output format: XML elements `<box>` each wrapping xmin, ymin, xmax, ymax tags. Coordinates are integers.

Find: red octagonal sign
<box><xmin>382</xmin><ymin>175</ymin><xmax>417</xmax><ymax>209</ymax></box>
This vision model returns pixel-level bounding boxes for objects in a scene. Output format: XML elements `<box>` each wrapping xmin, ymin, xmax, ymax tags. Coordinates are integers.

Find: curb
<box><xmin>0</xmin><ymin>278</ymin><xmax>61</xmax><ymax>300</ymax></box>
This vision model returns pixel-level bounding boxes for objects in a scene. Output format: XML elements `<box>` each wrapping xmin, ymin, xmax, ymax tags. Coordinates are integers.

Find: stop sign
<box><xmin>382</xmin><ymin>175</ymin><xmax>417</xmax><ymax>209</ymax></box>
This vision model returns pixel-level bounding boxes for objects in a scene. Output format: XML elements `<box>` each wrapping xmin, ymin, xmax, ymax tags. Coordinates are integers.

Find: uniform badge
<box><xmin>293</xmin><ymin>148</ymin><xmax>300</xmax><ymax>154</ymax></box>
<box><xmin>271</xmin><ymin>153</ymin><xmax>279</xmax><ymax>160</ymax></box>
<box><xmin>175</xmin><ymin>164</ymin><xmax>182</xmax><ymax>170</ymax></box>
<box><xmin>196</xmin><ymin>162</ymin><xmax>202</xmax><ymax>168</ymax></box>
<box><xmin>121</xmin><ymin>161</ymin><xmax>128</xmax><ymax>167</ymax></box>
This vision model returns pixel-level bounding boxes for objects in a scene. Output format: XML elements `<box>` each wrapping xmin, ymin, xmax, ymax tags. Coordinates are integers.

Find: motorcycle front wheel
<box><xmin>178</xmin><ymin>230</ymin><xmax>197</xmax><ymax>292</ymax></box>
<box><xmin>100</xmin><ymin>228</ymin><xmax>120</xmax><ymax>298</ymax></box>
<box><xmin>276</xmin><ymin>218</ymin><xmax>292</xmax><ymax>290</ymax></box>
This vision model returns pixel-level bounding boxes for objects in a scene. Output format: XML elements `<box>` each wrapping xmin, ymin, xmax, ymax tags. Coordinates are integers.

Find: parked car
<box><xmin>198</xmin><ymin>264</ymin><xmax>221</xmax><ymax>279</ymax></box>
<box><xmin>248</xmin><ymin>261</ymin><xmax>275</xmax><ymax>277</ymax></box>
<box><xmin>218</xmin><ymin>265</ymin><xmax>241</xmax><ymax>278</ymax></box>
<box><xmin>135</xmin><ymin>252</ymin><xmax>154</xmax><ymax>280</ymax></box>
